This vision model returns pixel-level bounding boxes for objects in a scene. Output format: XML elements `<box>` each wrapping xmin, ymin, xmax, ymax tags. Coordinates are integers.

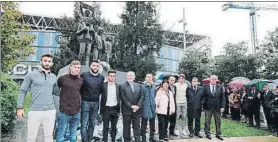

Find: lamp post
<box><xmin>179</xmin><ymin>7</ymin><xmax>187</xmax><ymax>53</ymax></box>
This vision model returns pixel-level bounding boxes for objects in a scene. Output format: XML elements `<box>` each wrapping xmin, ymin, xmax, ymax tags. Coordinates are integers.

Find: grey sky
<box><xmin>19</xmin><ymin>2</ymin><xmax>278</xmax><ymax>56</ymax></box>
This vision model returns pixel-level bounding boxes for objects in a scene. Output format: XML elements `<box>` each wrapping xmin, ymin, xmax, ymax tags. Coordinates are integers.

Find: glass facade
<box><xmin>22</xmin><ymin>31</ymin><xmax>60</xmax><ymax>62</ymax></box>
<box><xmin>157</xmin><ymin>45</ymin><xmax>184</xmax><ymax>73</ymax></box>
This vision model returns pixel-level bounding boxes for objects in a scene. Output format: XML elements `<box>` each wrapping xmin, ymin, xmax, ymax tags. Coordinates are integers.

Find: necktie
<box><xmin>212</xmin><ymin>85</ymin><xmax>215</xmax><ymax>96</ymax></box>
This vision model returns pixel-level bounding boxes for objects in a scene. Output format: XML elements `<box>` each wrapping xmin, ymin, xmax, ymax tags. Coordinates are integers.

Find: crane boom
<box><xmin>222</xmin><ymin>2</ymin><xmax>278</xmax><ymax>54</ymax></box>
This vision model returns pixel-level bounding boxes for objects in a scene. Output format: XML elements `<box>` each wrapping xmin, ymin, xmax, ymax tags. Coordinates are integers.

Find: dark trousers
<box><xmin>274</xmin><ymin>113</ymin><xmax>278</xmax><ymax>132</ymax></box>
<box><xmin>231</xmin><ymin>107</ymin><xmax>241</xmax><ymax>121</ymax></box>
<box><xmin>263</xmin><ymin>107</ymin><xmax>273</xmax><ymax>129</ymax></box>
<box><xmin>169</xmin><ymin>112</ymin><xmax>176</xmax><ymax>134</ymax></box>
<box><xmin>204</xmin><ymin>109</ymin><xmax>221</xmax><ymax>136</ymax></box>
<box><xmin>188</xmin><ymin>110</ymin><xmax>201</xmax><ymax>134</ymax></box>
<box><xmin>123</xmin><ymin>114</ymin><xmax>141</xmax><ymax>142</ymax></box>
<box><xmin>248</xmin><ymin>107</ymin><xmax>260</xmax><ymax>127</ymax></box>
<box><xmin>141</xmin><ymin>117</ymin><xmax>155</xmax><ymax>141</ymax></box>
<box><xmin>81</xmin><ymin>101</ymin><xmax>99</xmax><ymax>142</ymax></box>
<box><xmin>103</xmin><ymin>106</ymin><xmax>119</xmax><ymax>142</ymax></box>
<box><xmin>157</xmin><ymin>114</ymin><xmax>170</xmax><ymax>140</ymax></box>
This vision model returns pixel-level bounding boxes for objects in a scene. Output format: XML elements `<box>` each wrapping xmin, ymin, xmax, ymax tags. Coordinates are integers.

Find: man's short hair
<box><xmin>91</xmin><ymin>59</ymin><xmax>99</xmax><ymax>64</ymax></box>
<box><xmin>192</xmin><ymin>77</ymin><xmax>199</xmax><ymax>81</ymax></box>
<box><xmin>179</xmin><ymin>74</ymin><xmax>185</xmax><ymax>78</ymax></box>
<box><xmin>146</xmin><ymin>73</ymin><xmax>153</xmax><ymax>77</ymax></box>
<box><xmin>108</xmin><ymin>70</ymin><xmax>116</xmax><ymax>75</ymax></box>
<box><xmin>168</xmin><ymin>76</ymin><xmax>176</xmax><ymax>80</ymax></box>
<box><xmin>70</xmin><ymin>60</ymin><xmax>81</xmax><ymax>67</ymax></box>
<box><xmin>41</xmin><ymin>54</ymin><xmax>53</xmax><ymax>61</ymax></box>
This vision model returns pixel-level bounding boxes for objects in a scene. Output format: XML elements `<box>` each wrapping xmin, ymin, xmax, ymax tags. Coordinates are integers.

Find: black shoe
<box><xmin>248</xmin><ymin>124</ymin><xmax>254</xmax><ymax>127</ymax></box>
<box><xmin>164</xmin><ymin>137</ymin><xmax>169</xmax><ymax>141</ymax></box>
<box><xmin>189</xmin><ymin>133</ymin><xmax>194</xmax><ymax>138</ymax></box>
<box><xmin>206</xmin><ymin>135</ymin><xmax>212</xmax><ymax>140</ymax></box>
<box><xmin>195</xmin><ymin>133</ymin><xmax>203</xmax><ymax>138</ymax></box>
<box><xmin>149</xmin><ymin>137</ymin><xmax>158</xmax><ymax>142</ymax></box>
<box><xmin>216</xmin><ymin>135</ymin><xmax>224</xmax><ymax>141</ymax></box>
<box><xmin>170</xmin><ymin>133</ymin><xmax>178</xmax><ymax>136</ymax></box>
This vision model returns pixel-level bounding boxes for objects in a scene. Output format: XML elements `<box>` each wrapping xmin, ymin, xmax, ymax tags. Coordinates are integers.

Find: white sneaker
<box><xmin>174</xmin><ymin>130</ymin><xmax>179</xmax><ymax>136</ymax></box>
<box><xmin>182</xmin><ymin>130</ymin><xmax>187</xmax><ymax>136</ymax></box>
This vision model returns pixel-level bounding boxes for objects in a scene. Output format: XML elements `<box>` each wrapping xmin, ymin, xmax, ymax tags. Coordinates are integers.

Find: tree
<box><xmin>214</xmin><ymin>42</ymin><xmax>263</xmax><ymax>84</ymax></box>
<box><xmin>0</xmin><ymin>2</ymin><xmax>35</xmax><ymax>133</ymax></box>
<box><xmin>110</xmin><ymin>2</ymin><xmax>163</xmax><ymax>81</ymax></box>
<box><xmin>178</xmin><ymin>49</ymin><xmax>213</xmax><ymax>81</ymax></box>
<box><xmin>259</xmin><ymin>27</ymin><xmax>278</xmax><ymax>79</ymax></box>
<box><xmin>1</xmin><ymin>2</ymin><xmax>35</xmax><ymax>73</ymax></box>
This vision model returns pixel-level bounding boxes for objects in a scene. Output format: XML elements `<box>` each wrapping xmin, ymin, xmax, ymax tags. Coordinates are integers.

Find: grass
<box><xmin>200</xmin><ymin>117</ymin><xmax>272</xmax><ymax>137</ymax></box>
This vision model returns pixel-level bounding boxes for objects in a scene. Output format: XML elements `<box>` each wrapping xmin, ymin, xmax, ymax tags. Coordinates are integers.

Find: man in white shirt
<box><xmin>174</xmin><ymin>74</ymin><xmax>188</xmax><ymax>136</ymax></box>
<box><xmin>100</xmin><ymin>70</ymin><xmax>121</xmax><ymax>142</ymax></box>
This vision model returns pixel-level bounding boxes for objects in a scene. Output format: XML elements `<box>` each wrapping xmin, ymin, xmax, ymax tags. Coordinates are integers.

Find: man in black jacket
<box><xmin>262</xmin><ymin>84</ymin><xmax>275</xmax><ymax>130</ymax></box>
<box><xmin>100</xmin><ymin>70</ymin><xmax>121</xmax><ymax>142</ymax></box>
<box><xmin>186</xmin><ymin>77</ymin><xmax>204</xmax><ymax>138</ymax></box>
<box><xmin>80</xmin><ymin>59</ymin><xmax>105</xmax><ymax>142</ymax></box>
<box><xmin>247</xmin><ymin>84</ymin><xmax>261</xmax><ymax>128</ymax></box>
<box><xmin>168</xmin><ymin>76</ymin><xmax>178</xmax><ymax>136</ymax></box>
<box><xmin>120</xmin><ymin>71</ymin><xmax>144</xmax><ymax>142</ymax></box>
<box><xmin>203</xmin><ymin>75</ymin><xmax>225</xmax><ymax>141</ymax></box>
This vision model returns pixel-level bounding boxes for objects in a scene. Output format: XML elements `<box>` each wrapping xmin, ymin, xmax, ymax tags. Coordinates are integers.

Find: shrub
<box><xmin>1</xmin><ymin>73</ymin><xmax>19</xmax><ymax>133</ymax></box>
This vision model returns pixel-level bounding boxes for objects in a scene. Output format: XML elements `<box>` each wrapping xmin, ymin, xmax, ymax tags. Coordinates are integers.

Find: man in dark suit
<box><xmin>186</xmin><ymin>77</ymin><xmax>204</xmax><ymax>138</ymax></box>
<box><xmin>100</xmin><ymin>70</ymin><xmax>121</xmax><ymax>142</ymax></box>
<box><xmin>168</xmin><ymin>76</ymin><xmax>178</xmax><ymax>136</ymax></box>
<box><xmin>203</xmin><ymin>75</ymin><xmax>225</xmax><ymax>141</ymax></box>
<box><xmin>119</xmin><ymin>71</ymin><xmax>144</xmax><ymax>142</ymax></box>
<box><xmin>247</xmin><ymin>84</ymin><xmax>261</xmax><ymax>128</ymax></box>
<box><xmin>262</xmin><ymin>84</ymin><xmax>275</xmax><ymax>130</ymax></box>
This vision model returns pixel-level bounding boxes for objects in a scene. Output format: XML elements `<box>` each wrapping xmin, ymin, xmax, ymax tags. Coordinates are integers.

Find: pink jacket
<box><xmin>155</xmin><ymin>89</ymin><xmax>175</xmax><ymax>115</ymax></box>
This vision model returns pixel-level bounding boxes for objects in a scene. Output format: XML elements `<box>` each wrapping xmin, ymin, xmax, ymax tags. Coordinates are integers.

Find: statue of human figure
<box><xmin>93</xmin><ymin>27</ymin><xmax>106</xmax><ymax>60</ymax></box>
<box><xmin>76</xmin><ymin>2</ymin><xmax>95</xmax><ymax>66</ymax></box>
<box><xmin>105</xmin><ymin>36</ymin><xmax>113</xmax><ymax>63</ymax></box>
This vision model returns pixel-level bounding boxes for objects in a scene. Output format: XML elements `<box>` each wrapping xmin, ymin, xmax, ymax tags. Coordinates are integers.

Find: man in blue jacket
<box><xmin>141</xmin><ymin>73</ymin><xmax>157</xmax><ymax>142</ymax></box>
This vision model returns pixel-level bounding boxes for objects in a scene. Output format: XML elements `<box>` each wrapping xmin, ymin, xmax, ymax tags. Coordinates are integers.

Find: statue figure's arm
<box><xmin>76</xmin><ymin>22</ymin><xmax>87</xmax><ymax>36</ymax></box>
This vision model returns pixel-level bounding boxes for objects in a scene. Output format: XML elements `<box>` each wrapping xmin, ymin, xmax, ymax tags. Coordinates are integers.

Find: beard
<box><xmin>42</xmin><ymin>64</ymin><xmax>51</xmax><ymax>70</ymax></box>
<box><xmin>91</xmin><ymin>69</ymin><xmax>98</xmax><ymax>74</ymax></box>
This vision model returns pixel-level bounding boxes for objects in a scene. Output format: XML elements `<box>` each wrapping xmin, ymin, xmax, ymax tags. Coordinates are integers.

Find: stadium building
<box><xmin>10</xmin><ymin>14</ymin><xmax>212</xmax><ymax>80</ymax></box>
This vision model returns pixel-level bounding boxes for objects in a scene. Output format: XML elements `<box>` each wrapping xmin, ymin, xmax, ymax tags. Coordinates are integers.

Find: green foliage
<box><xmin>1</xmin><ymin>2</ymin><xmax>35</xmax><ymax>73</ymax></box>
<box><xmin>110</xmin><ymin>2</ymin><xmax>163</xmax><ymax>81</ymax></box>
<box><xmin>1</xmin><ymin>73</ymin><xmax>20</xmax><ymax>133</ymax></box>
<box><xmin>214</xmin><ymin>42</ymin><xmax>263</xmax><ymax>84</ymax></box>
<box><xmin>178</xmin><ymin>49</ymin><xmax>213</xmax><ymax>81</ymax></box>
<box><xmin>200</xmin><ymin>118</ymin><xmax>271</xmax><ymax>137</ymax></box>
<box><xmin>259</xmin><ymin>27</ymin><xmax>278</xmax><ymax>79</ymax></box>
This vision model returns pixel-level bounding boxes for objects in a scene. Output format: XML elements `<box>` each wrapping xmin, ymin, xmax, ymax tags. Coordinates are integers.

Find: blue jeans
<box><xmin>81</xmin><ymin>101</ymin><xmax>99</xmax><ymax>142</ymax></box>
<box><xmin>56</xmin><ymin>112</ymin><xmax>80</xmax><ymax>142</ymax></box>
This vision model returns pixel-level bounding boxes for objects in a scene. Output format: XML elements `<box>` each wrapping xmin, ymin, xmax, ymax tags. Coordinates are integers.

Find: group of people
<box><xmin>16</xmin><ymin>53</ymin><xmax>278</xmax><ymax>142</ymax></box>
<box><xmin>225</xmin><ymin>83</ymin><xmax>278</xmax><ymax>135</ymax></box>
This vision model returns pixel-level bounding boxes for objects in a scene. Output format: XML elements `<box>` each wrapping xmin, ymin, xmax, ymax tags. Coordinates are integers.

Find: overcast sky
<box><xmin>19</xmin><ymin>2</ymin><xmax>278</xmax><ymax>56</ymax></box>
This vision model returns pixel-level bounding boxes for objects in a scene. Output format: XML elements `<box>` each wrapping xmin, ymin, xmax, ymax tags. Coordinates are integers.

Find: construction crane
<box><xmin>222</xmin><ymin>2</ymin><xmax>278</xmax><ymax>54</ymax></box>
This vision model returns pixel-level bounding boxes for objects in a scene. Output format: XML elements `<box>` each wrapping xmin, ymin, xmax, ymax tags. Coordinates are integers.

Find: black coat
<box><xmin>100</xmin><ymin>82</ymin><xmax>121</xmax><ymax>114</ymax></box>
<box><xmin>261</xmin><ymin>91</ymin><xmax>275</xmax><ymax>108</ymax></box>
<box><xmin>241</xmin><ymin>92</ymin><xmax>250</xmax><ymax>110</ymax></box>
<box><xmin>203</xmin><ymin>84</ymin><xmax>225</xmax><ymax>111</ymax></box>
<box><xmin>119</xmin><ymin>82</ymin><xmax>144</xmax><ymax>115</ymax></box>
<box><xmin>169</xmin><ymin>85</ymin><xmax>177</xmax><ymax>111</ymax></box>
<box><xmin>186</xmin><ymin>86</ymin><xmax>204</xmax><ymax>116</ymax></box>
<box><xmin>247</xmin><ymin>90</ymin><xmax>261</xmax><ymax>110</ymax></box>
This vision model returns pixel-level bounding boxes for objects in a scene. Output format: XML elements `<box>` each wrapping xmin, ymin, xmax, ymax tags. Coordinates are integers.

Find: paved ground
<box><xmin>171</xmin><ymin>136</ymin><xmax>278</xmax><ymax>142</ymax></box>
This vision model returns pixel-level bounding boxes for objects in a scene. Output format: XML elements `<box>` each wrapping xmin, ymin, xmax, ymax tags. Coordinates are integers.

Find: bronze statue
<box><xmin>76</xmin><ymin>2</ymin><xmax>95</xmax><ymax>66</ymax></box>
